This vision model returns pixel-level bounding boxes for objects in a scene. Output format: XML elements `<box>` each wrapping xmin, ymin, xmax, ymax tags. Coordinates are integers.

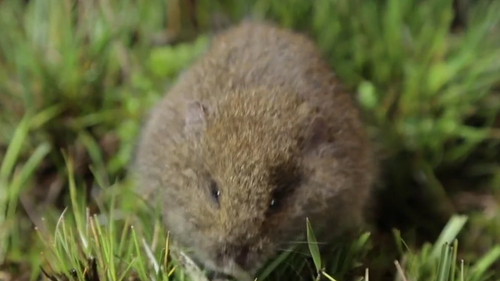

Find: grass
<box><xmin>1</xmin><ymin>0</ymin><xmax>500</xmax><ymax>280</ymax></box>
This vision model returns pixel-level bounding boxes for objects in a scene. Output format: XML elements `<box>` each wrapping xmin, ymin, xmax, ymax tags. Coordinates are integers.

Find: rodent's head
<box><xmin>160</xmin><ymin>87</ymin><xmax>341</xmax><ymax>278</ymax></box>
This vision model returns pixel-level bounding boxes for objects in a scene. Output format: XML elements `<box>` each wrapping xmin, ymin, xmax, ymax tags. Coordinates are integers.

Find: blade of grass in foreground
<box><xmin>431</xmin><ymin>215</ymin><xmax>468</xmax><ymax>260</ymax></box>
<box><xmin>257</xmin><ymin>244</ymin><xmax>297</xmax><ymax>280</ymax></box>
<box><xmin>395</xmin><ymin>214</ymin><xmax>500</xmax><ymax>281</ymax></box>
<box><xmin>0</xmin><ymin>109</ymin><xmax>56</xmax><ymax>264</ymax></box>
<box><xmin>0</xmin><ymin>115</ymin><xmax>31</xmax><ymax>264</ymax></box>
<box><xmin>306</xmin><ymin>217</ymin><xmax>322</xmax><ymax>273</ymax></box>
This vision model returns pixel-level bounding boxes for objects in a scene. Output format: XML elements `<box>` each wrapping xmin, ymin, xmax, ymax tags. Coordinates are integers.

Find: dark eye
<box><xmin>267</xmin><ymin>186</ymin><xmax>288</xmax><ymax>212</ymax></box>
<box><xmin>270</xmin><ymin>199</ymin><xmax>276</xmax><ymax>207</ymax></box>
<box><xmin>269</xmin><ymin>198</ymin><xmax>280</xmax><ymax>211</ymax></box>
<box><xmin>209</xmin><ymin>179</ymin><xmax>221</xmax><ymax>205</ymax></box>
<box><xmin>267</xmin><ymin>160</ymin><xmax>302</xmax><ymax>215</ymax></box>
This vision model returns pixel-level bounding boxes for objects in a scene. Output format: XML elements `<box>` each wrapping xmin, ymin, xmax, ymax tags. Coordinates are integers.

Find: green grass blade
<box><xmin>5</xmin><ymin>141</ymin><xmax>51</xmax><ymax>227</ymax></box>
<box><xmin>431</xmin><ymin>215</ymin><xmax>468</xmax><ymax>260</ymax></box>
<box><xmin>306</xmin><ymin>218</ymin><xmax>322</xmax><ymax>273</ymax></box>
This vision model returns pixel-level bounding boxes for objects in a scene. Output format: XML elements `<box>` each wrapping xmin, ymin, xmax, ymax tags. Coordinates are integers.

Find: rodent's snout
<box><xmin>215</xmin><ymin>243</ymin><xmax>252</xmax><ymax>269</ymax></box>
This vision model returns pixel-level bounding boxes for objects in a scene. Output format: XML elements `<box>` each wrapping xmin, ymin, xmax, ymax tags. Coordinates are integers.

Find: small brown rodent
<box><xmin>132</xmin><ymin>21</ymin><xmax>376</xmax><ymax>279</ymax></box>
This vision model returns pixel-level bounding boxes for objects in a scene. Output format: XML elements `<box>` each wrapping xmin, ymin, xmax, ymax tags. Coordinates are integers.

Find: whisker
<box><xmin>276</xmin><ymin>248</ymin><xmax>310</xmax><ymax>257</ymax></box>
<box><xmin>283</xmin><ymin>260</ymin><xmax>306</xmax><ymax>281</ymax></box>
<box><xmin>282</xmin><ymin>240</ymin><xmax>328</xmax><ymax>245</ymax></box>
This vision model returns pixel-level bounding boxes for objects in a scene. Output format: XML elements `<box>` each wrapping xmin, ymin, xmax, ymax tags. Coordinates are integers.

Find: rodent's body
<box><xmin>133</xmin><ymin>21</ymin><xmax>375</xmax><ymax>278</ymax></box>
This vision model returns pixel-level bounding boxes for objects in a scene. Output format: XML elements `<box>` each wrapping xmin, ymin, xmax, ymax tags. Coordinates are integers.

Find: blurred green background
<box><xmin>1</xmin><ymin>0</ymin><xmax>500</xmax><ymax>280</ymax></box>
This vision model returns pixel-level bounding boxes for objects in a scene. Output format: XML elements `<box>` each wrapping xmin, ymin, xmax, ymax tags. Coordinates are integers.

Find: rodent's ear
<box><xmin>300</xmin><ymin>116</ymin><xmax>328</xmax><ymax>154</ymax></box>
<box><xmin>184</xmin><ymin>100</ymin><xmax>209</xmax><ymax>137</ymax></box>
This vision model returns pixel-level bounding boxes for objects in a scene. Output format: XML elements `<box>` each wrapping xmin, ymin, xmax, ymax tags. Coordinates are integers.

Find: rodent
<box><xmin>132</xmin><ymin>21</ymin><xmax>376</xmax><ymax>279</ymax></box>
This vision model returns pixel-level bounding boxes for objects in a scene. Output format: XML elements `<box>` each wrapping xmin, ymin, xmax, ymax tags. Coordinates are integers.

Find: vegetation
<box><xmin>0</xmin><ymin>0</ymin><xmax>499</xmax><ymax>280</ymax></box>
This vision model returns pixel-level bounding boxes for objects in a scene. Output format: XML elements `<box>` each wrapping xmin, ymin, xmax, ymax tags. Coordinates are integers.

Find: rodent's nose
<box><xmin>217</xmin><ymin>244</ymin><xmax>250</xmax><ymax>268</ymax></box>
<box><xmin>234</xmin><ymin>245</ymin><xmax>250</xmax><ymax>268</ymax></box>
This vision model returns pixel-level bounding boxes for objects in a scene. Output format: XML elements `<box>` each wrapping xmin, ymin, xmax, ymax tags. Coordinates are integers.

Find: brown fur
<box><xmin>132</xmin><ymin>21</ymin><xmax>376</xmax><ymax>278</ymax></box>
